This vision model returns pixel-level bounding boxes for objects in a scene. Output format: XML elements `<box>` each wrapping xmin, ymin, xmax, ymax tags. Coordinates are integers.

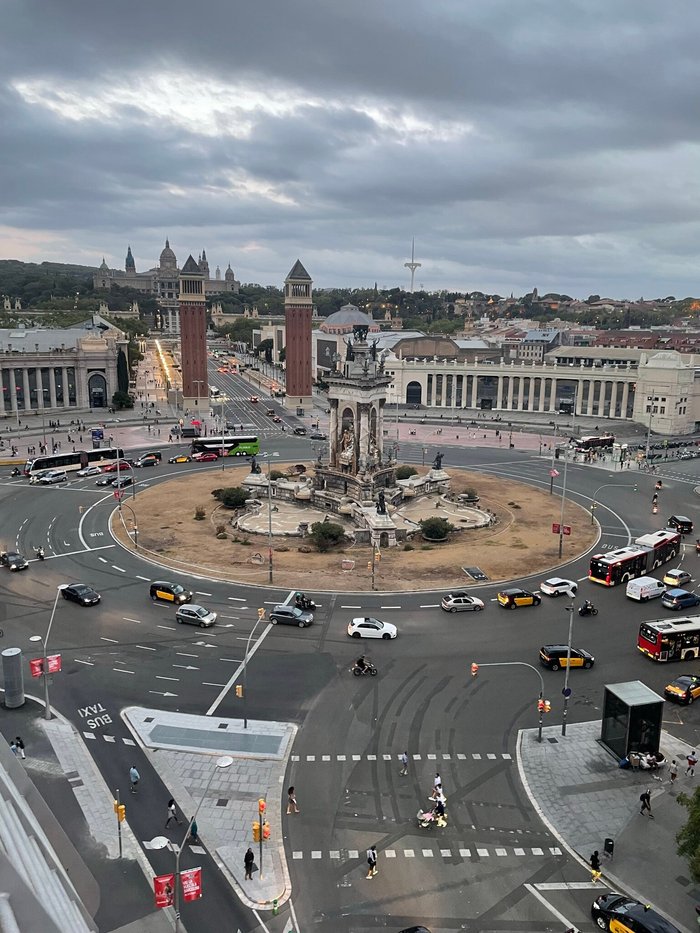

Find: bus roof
<box><xmin>634</xmin><ymin>530</ymin><xmax>680</xmax><ymax>548</ymax></box>
<box><xmin>641</xmin><ymin>615</ymin><xmax>700</xmax><ymax>634</ymax></box>
<box><xmin>592</xmin><ymin>545</ymin><xmax>647</xmax><ymax>563</ymax></box>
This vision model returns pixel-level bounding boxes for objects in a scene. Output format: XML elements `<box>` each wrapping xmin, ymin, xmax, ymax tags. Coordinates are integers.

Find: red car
<box><xmin>192</xmin><ymin>451</ymin><xmax>218</xmax><ymax>462</ymax></box>
<box><xmin>101</xmin><ymin>460</ymin><xmax>132</xmax><ymax>473</ymax></box>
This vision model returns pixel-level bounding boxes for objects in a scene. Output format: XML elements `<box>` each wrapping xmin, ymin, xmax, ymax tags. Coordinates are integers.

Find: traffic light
<box><xmin>262</xmin><ymin>820</ymin><xmax>271</xmax><ymax>840</ymax></box>
<box><xmin>367</xmin><ymin>561</ymin><xmax>372</xmax><ymax>571</ymax></box>
<box><xmin>252</xmin><ymin>821</ymin><xmax>261</xmax><ymax>842</ymax></box>
<box><xmin>114</xmin><ymin>800</ymin><xmax>126</xmax><ymax>822</ymax></box>
<box><xmin>470</xmin><ymin>662</ymin><xmax>479</xmax><ymax>677</ymax></box>
<box><xmin>258</xmin><ymin>797</ymin><xmax>266</xmax><ymax>817</ymax></box>
<box><xmin>235</xmin><ymin>684</ymin><xmax>243</xmax><ymax>697</ymax></box>
<box><xmin>375</xmin><ymin>549</ymin><xmax>381</xmax><ymax>562</ymax></box>
<box><xmin>537</xmin><ymin>698</ymin><xmax>552</xmax><ymax>714</ymax></box>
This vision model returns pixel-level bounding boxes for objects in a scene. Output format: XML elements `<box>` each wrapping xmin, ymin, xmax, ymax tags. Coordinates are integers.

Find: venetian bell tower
<box><xmin>283</xmin><ymin>260</ymin><xmax>313</xmax><ymax>408</ymax></box>
<box><xmin>179</xmin><ymin>254</ymin><xmax>208</xmax><ymax>413</ymax></box>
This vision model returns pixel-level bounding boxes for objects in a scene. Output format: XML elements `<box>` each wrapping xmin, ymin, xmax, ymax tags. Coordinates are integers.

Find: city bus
<box><xmin>575</xmin><ymin>434</ymin><xmax>615</xmax><ymax>450</ymax></box>
<box><xmin>638</xmin><ymin>616</ymin><xmax>700</xmax><ymax>662</ymax></box>
<box><xmin>589</xmin><ymin>529</ymin><xmax>681</xmax><ymax>586</ymax></box>
<box><xmin>24</xmin><ymin>447</ymin><xmax>125</xmax><ymax>478</ymax></box>
<box><xmin>191</xmin><ymin>435</ymin><xmax>260</xmax><ymax>457</ymax></box>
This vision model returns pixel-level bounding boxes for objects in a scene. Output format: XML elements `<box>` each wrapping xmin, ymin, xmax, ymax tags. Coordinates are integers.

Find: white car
<box><xmin>76</xmin><ymin>465</ymin><xmax>102</xmax><ymax>477</ymax></box>
<box><xmin>347</xmin><ymin>617</ymin><xmax>397</xmax><ymax>639</ymax></box>
<box><xmin>441</xmin><ymin>592</ymin><xmax>485</xmax><ymax>612</ymax></box>
<box><xmin>540</xmin><ymin>577</ymin><xmax>578</xmax><ymax>597</ymax></box>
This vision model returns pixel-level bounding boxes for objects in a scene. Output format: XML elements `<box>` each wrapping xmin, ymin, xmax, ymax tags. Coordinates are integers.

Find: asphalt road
<box><xmin>1</xmin><ymin>420</ymin><xmax>699</xmax><ymax>932</ymax></box>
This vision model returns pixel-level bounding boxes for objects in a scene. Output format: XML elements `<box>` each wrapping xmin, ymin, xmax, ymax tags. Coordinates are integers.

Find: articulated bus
<box><xmin>589</xmin><ymin>529</ymin><xmax>681</xmax><ymax>586</ymax></box>
<box><xmin>24</xmin><ymin>447</ymin><xmax>125</xmax><ymax>478</ymax></box>
<box><xmin>638</xmin><ymin>616</ymin><xmax>700</xmax><ymax>662</ymax></box>
<box><xmin>191</xmin><ymin>435</ymin><xmax>260</xmax><ymax>457</ymax></box>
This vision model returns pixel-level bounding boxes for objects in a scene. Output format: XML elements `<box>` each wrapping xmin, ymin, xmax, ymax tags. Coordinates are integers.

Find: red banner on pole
<box><xmin>563</xmin><ymin>525</ymin><xmax>572</xmax><ymax>536</ymax></box>
<box><xmin>180</xmin><ymin>867</ymin><xmax>202</xmax><ymax>902</ymax></box>
<box><xmin>154</xmin><ymin>873</ymin><xmax>175</xmax><ymax>908</ymax></box>
<box><xmin>29</xmin><ymin>655</ymin><xmax>62</xmax><ymax>678</ymax></box>
<box><xmin>551</xmin><ymin>522</ymin><xmax>560</xmax><ymax>534</ymax></box>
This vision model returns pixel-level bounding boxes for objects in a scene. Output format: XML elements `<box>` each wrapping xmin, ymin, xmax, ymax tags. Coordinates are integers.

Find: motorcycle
<box><xmin>35</xmin><ymin>547</ymin><xmax>45</xmax><ymax>561</ymax></box>
<box><xmin>10</xmin><ymin>467</ymin><xmax>20</xmax><ymax>477</ymax></box>
<box><xmin>352</xmin><ymin>662</ymin><xmax>377</xmax><ymax>677</ymax></box>
<box><xmin>655</xmin><ymin>480</ymin><xmax>663</xmax><ymax>490</ymax></box>
<box><xmin>295</xmin><ymin>593</ymin><xmax>316</xmax><ymax>611</ymax></box>
<box><xmin>578</xmin><ymin>603</ymin><xmax>598</xmax><ymax>617</ymax></box>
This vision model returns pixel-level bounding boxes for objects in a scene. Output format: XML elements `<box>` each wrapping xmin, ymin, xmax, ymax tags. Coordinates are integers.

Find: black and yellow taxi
<box><xmin>539</xmin><ymin>645</ymin><xmax>595</xmax><ymax>670</ymax></box>
<box><xmin>149</xmin><ymin>581</ymin><xmax>192</xmax><ymax>605</ymax></box>
<box><xmin>168</xmin><ymin>454</ymin><xmax>192</xmax><ymax>464</ymax></box>
<box><xmin>497</xmin><ymin>587</ymin><xmax>541</xmax><ymax>609</ymax></box>
<box><xmin>663</xmin><ymin>674</ymin><xmax>700</xmax><ymax>705</ymax></box>
<box><xmin>591</xmin><ymin>892</ymin><xmax>681</xmax><ymax>932</ymax></box>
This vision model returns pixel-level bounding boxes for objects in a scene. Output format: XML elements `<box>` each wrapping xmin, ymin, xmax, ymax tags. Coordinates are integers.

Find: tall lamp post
<box><xmin>644</xmin><ymin>395</ymin><xmax>655</xmax><ymax>461</ymax></box>
<box><xmin>260</xmin><ymin>451</ymin><xmax>280</xmax><ymax>584</ymax></box>
<box><xmin>146</xmin><ymin>755</ymin><xmax>233</xmax><ymax>933</ymax></box>
<box><xmin>30</xmin><ymin>584</ymin><xmax>68</xmax><ymax>721</ymax></box>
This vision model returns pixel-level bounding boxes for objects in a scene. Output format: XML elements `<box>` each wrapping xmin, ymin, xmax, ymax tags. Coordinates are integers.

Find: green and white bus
<box><xmin>191</xmin><ymin>435</ymin><xmax>260</xmax><ymax>457</ymax></box>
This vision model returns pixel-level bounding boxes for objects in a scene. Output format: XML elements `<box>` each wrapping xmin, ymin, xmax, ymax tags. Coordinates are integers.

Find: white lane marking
<box><xmin>577</xmin><ymin>576</ymin><xmax>589</xmax><ymax>582</ymax></box>
<box><xmin>75</xmin><ymin>659</ymin><xmax>94</xmax><ymax>666</ymax></box>
<box><xmin>341</xmin><ymin>605</ymin><xmax>361</xmax><ymax>609</ymax></box>
<box><xmin>206</xmin><ymin>622</ymin><xmax>273</xmax><ymax>716</ymax></box>
<box><xmin>113</xmin><ymin>668</ymin><xmax>135</xmax><ymax>674</ymax></box>
<box><xmin>523</xmin><ymin>883</ymin><xmax>577</xmax><ymax>929</ymax></box>
<box><xmin>219</xmin><ymin>615</ymin><xmax>239</xmax><ymax>620</ymax></box>
<box><xmin>227</xmin><ymin>597</ymin><xmax>246</xmax><ymax>602</ymax></box>
<box><xmin>219</xmin><ymin>657</ymin><xmax>243</xmax><ymax>663</ymax></box>
<box><xmin>202</xmin><ymin>682</ymin><xmax>227</xmax><ymax>687</ymax></box>
<box><xmin>156</xmin><ymin>675</ymin><xmax>179</xmax><ymax>682</ymax></box>
<box><xmin>136</xmin><ymin>575</ymin><xmax>150</xmax><ymax>581</ymax></box>
<box><xmin>98</xmin><ymin>557</ymin><xmax>108</xmax><ymax>563</ymax></box>
<box><xmin>136</xmin><ymin>645</ymin><xmax>156</xmax><ymax>651</ymax></box>
<box><xmin>176</xmin><ymin>652</ymin><xmax>199</xmax><ymax>658</ymax></box>
<box><xmin>101</xmin><ymin>637</ymin><xmax>119</xmax><ymax>643</ymax></box>
<box><xmin>123</xmin><ymin>617</ymin><xmax>142</xmax><ymax>624</ymax></box>
<box><xmin>195</xmin><ymin>591</ymin><xmax>212</xmax><ymax>596</ymax></box>
<box><xmin>420</xmin><ymin>604</ymin><xmax>439</xmax><ymax>608</ymax></box>
<box><xmin>380</xmin><ymin>605</ymin><xmax>401</xmax><ymax>609</ymax></box>
<box><xmin>263</xmin><ymin>600</ymin><xmax>278</xmax><ymax>605</ymax></box>
<box><xmin>535</xmin><ymin>882</ymin><xmax>599</xmax><ymax>890</ymax></box>
<box><xmin>112</xmin><ymin>565</ymin><xmax>126</xmax><ymax>573</ymax></box>
<box><xmin>157</xmin><ymin>625</ymin><xmax>177</xmax><ymax>631</ymax></box>
<box><xmin>173</xmin><ymin>664</ymin><xmax>200</xmax><ymax>670</ymax></box>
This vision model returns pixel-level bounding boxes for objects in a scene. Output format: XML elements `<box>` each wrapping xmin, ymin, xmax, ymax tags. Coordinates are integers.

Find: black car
<box><xmin>111</xmin><ymin>476</ymin><xmax>134</xmax><ymax>488</ymax></box>
<box><xmin>269</xmin><ymin>604</ymin><xmax>314</xmax><ymax>627</ymax></box>
<box><xmin>666</xmin><ymin>514</ymin><xmax>693</xmax><ymax>535</ymax></box>
<box><xmin>95</xmin><ymin>476</ymin><xmax>114</xmax><ymax>486</ymax></box>
<box><xmin>539</xmin><ymin>645</ymin><xmax>595</xmax><ymax>670</ymax></box>
<box><xmin>62</xmin><ymin>583</ymin><xmax>101</xmax><ymax>606</ymax></box>
<box><xmin>1</xmin><ymin>551</ymin><xmax>29</xmax><ymax>571</ymax></box>
<box><xmin>293</xmin><ymin>427</ymin><xmax>307</xmax><ymax>436</ymax></box>
<box><xmin>310</xmin><ymin>432</ymin><xmax>327</xmax><ymax>440</ymax></box>
<box><xmin>591</xmin><ymin>893</ymin><xmax>681</xmax><ymax>932</ymax></box>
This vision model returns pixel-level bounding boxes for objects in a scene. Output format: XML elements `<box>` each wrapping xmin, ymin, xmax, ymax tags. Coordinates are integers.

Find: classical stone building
<box><xmin>0</xmin><ymin>318</ymin><xmax>128</xmax><ymax>415</ymax></box>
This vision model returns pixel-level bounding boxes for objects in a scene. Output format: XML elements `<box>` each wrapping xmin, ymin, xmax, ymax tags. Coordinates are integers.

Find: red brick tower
<box><xmin>284</xmin><ymin>260</ymin><xmax>313</xmax><ymax>407</ymax></box>
<box><xmin>179</xmin><ymin>254</ymin><xmax>208</xmax><ymax>415</ymax></box>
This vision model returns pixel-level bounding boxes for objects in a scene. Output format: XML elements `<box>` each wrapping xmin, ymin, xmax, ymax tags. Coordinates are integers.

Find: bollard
<box><xmin>273</xmin><ymin>899</ymin><xmax>278</xmax><ymax>915</ymax></box>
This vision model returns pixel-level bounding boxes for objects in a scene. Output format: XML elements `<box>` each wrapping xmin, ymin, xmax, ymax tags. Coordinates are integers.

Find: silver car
<box><xmin>175</xmin><ymin>604</ymin><xmax>217</xmax><ymax>628</ymax></box>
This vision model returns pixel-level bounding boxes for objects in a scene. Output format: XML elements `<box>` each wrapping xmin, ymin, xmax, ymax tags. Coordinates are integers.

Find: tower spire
<box><xmin>403</xmin><ymin>238</ymin><xmax>421</xmax><ymax>293</ymax></box>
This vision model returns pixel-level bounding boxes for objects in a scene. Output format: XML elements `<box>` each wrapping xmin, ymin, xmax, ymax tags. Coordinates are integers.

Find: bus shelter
<box><xmin>600</xmin><ymin>680</ymin><xmax>663</xmax><ymax>760</ymax></box>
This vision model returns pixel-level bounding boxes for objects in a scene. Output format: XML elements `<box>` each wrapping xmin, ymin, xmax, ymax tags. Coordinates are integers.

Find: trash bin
<box><xmin>603</xmin><ymin>837</ymin><xmax>614</xmax><ymax>860</ymax></box>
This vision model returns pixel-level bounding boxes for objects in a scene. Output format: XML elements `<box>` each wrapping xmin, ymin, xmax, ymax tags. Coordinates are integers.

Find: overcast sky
<box><xmin>1</xmin><ymin>0</ymin><xmax>698</xmax><ymax>298</ymax></box>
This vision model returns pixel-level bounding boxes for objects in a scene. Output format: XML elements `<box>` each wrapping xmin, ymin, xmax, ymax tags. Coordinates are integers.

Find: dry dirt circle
<box><xmin>111</xmin><ymin>464</ymin><xmax>598</xmax><ymax>592</ymax></box>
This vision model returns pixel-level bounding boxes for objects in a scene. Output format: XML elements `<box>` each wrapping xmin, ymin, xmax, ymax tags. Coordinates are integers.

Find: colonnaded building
<box><xmin>94</xmin><ymin>240</ymin><xmax>240</xmax><ymax>334</ymax></box>
<box><xmin>0</xmin><ymin>316</ymin><xmax>128</xmax><ymax>415</ymax></box>
<box><xmin>254</xmin><ymin>305</ymin><xmax>700</xmax><ymax>435</ymax></box>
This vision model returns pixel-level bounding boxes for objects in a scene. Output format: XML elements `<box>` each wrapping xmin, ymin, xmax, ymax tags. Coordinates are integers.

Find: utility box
<box><xmin>600</xmin><ymin>680</ymin><xmax>664</xmax><ymax>760</ymax></box>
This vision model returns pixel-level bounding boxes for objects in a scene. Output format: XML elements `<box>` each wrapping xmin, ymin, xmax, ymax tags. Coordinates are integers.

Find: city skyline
<box><xmin>1</xmin><ymin>1</ymin><xmax>698</xmax><ymax>297</ymax></box>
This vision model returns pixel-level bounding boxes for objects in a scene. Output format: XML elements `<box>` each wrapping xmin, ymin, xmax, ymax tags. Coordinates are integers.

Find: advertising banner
<box><xmin>29</xmin><ymin>655</ymin><xmax>62</xmax><ymax>678</ymax></box>
<box><xmin>180</xmin><ymin>867</ymin><xmax>202</xmax><ymax>902</ymax></box>
<box><xmin>154</xmin><ymin>873</ymin><xmax>175</xmax><ymax>908</ymax></box>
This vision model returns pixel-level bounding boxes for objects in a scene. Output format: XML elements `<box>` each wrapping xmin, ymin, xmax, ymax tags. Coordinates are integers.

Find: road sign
<box><xmin>562</xmin><ymin>687</ymin><xmax>572</xmax><ymax>698</ymax></box>
<box><xmin>549</xmin><ymin>469</ymin><xmax>559</xmax><ymax>477</ymax></box>
<box><xmin>563</xmin><ymin>525</ymin><xmax>571</xmax><ymax>536</ymax></box>
<box><xmin>552</xmin><ymin>522</ymin><xmax>560</xmax><ymax>534</ymax></box>
<box><xmin>29</xmin><ymin>654</ymin><xmax>62</xmax><ymax>678</ymax></box>
<box><xmin>113</xmin><ymin>490</ymin><xmax>122</xmax><ymax>500</ymax></box>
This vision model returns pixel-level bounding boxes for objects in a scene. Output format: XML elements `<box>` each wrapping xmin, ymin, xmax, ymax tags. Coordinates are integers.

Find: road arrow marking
<box><xmin>149</xmin><ymin>690</ymin><xmax>178</xmax><ymax>697</ymax></box>
<box><xmin>173</xmin><ymin>664</ymin><xmax>199</xmax><ymax>670</ymax></box>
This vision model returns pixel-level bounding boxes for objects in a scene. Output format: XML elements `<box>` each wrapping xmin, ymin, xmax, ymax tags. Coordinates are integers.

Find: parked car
<box><xmin>497</xmin><ymin>588</ymin><xmax>541</xmax><ymax>609</ymax></box>
<box><xmin>441</xmin><ymin>592</ymin><xmax>485</xmax><ymax>612</ymax></box>
<box><xmin>347</xmin><ymin>617</ymin><xmax>397</xmax><ymax>639</ymax></box>
<box><xmin>269</xmin><ymin>605</ymin><xmax>313</xmax><ymax>627</ymax></box>
<box><xmin>539</xmin><ymin>645</ymin><xmax>595</xmax><ymax>670</ymax></box>
<box><xmin>62</xmin><ymin>583</ymin><xmax>101</xmax><ymax>606</ymax></box>
<box><xmin>176</xmin><ymin>604</ymin><xmax>217</xmax><ymax>627</ymax></box>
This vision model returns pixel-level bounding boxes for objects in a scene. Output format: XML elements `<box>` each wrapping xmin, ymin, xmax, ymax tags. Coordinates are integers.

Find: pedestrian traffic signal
<box><xmin>470</xmin><ymin>662</ymin><xmax>479</xmax><ymax>677</ymax></box>
<box><xmin>367</xmin><ymin>562</ymin><xmax>372</xmax><ymax>571</ymax></box>
<box><xmin>113</xmin><ymin>801</ymin><xmax>126</xmax><ymax>822</ymax></box>
<box><xmin>258</xmin><ymin>797</ymin><xmax>266</xmax><ymax>816</ymax></box>
<box><xmin>235</xmin><ymin>684</ymin><xmax>243</xmax><ymax>697</ymax></box>
<box><xmin>537</xmin><ymin>698</ymin><xmax>552</xmax><ymax>713</ymax></box>
<box><xmin>375</xmin><ymin>550</ymin><xmax>381</xmax><ymax>561</ymax></box>
<box><xmin>262</xmin><ymin>820</ymin><xmax>271</xmax><ymax>840</ymax></box>
<box><xmin>252</xmin><ymin>821</ymin><xmax>261</xmax><ymax>842</ymax></box>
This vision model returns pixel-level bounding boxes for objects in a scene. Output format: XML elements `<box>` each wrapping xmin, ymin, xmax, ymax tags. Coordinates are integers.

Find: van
<box><xmin>625</xmin><ymin>576</ymin><xmax>666</xmax><ymax>602</ymax></box>
<box><xmin>666</xmin><ymin>514</ymin><xmax>693</xmax><ymax>535</ymax></box>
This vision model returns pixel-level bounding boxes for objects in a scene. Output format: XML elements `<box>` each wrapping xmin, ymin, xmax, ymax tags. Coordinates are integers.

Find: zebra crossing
<box><xmin>291</xmin><ymin>751</ymin><xmax>513</xmax><ymax>763</ymax></box>
<box><xmin>291</xmin><ymin>844</ymin><xmax>563</xmax><ymax>861</ymax></box>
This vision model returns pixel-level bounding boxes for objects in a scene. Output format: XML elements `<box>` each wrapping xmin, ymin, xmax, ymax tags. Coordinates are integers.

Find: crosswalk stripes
<box><xmin>290</xmin><ymin>752</ymin><xmax>513</xmax><ymax>763</ymax></box>
<box><xmin>291</xmin><ymin>845</ymin><xmax>562</xmax><ymax>861</ymax></box>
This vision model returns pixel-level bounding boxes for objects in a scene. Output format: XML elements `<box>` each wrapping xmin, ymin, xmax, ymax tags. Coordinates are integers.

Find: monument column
<box><xmin>22</xmin><ymin>369</ymin><xmax>31</xmax><ymax>411</ymax></box>
<box><xmin>609</xmin><ymin>382</ymin><xmax>618</xmax><ymax>418</ymax></box>
<box><xmin>517</xmin><ymin>377</ymin><xmax>525</xmax><ymax>410</ymax></box>
<box><xmin>283</xmin><ymin>260</ymin><xmax>313</xmax><ymax>407</ymax></box>
<box><xmin>36</xmin><ymin>368</ymin><xmax>44</xmax><ymax>410</ymax></box>
<box><xmin>621</xmin><ymin>381</ymin><xmax>630</xmax><ymax>418</ymax></box>
<box><xmin>496</xmin><ymin>376</ymin><xmax>504</xmax><ymax>409</ymax></box>
<box><xmin>506</xmin><ymin>376</ymin><xmax>514</xmax><ymax>411</ymax></box>
<box><xmin>49</xmin><ymin>368</ymin><xmax>57</xmax><ymax>409</ymax></box>
<box><xmin>329</xmin><ymin>400</ymin><xmax>339</xmax><ymax>467</ymax></box>
<box><xmin>470</xmin><ymin>375</ymin><xmax>478</xmax><ymax>408</ymax></box>
<box><xmin>9</xmin><ymin>369</ymin><xmax>18</xmax><ymax>414</ymax></box>
<box><xmin>586</xmin><ymin>381</ymin><xmax>595</xmax><ymax>416</ymax></box>
<box><xmin>358</xmin><ymin>403</ymin><xmax>369</xmax><ymax>470</ymax></box>
<box><xmin>377</xmin><ymin>400</ymin><xmax>385</xmax><ymax>461</ymax></box>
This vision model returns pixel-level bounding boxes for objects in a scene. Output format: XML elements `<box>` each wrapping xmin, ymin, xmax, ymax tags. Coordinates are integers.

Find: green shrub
<box><xmin>194</xmin><ymin>505</ymin><xmax>206</xmax><ymax>521</ymax></box>
<box><xmin>403</xmin><ymin>543</ymin><xmax>414</xmax><ymax>551</ymax></box>
<box><xmin>212</xmin><ymin>486</ymin><xmax>249</xmax><ymax>509</ymax></box>
<box><xmin>396</xmin><ymin>465</ymin><xmax>418</xmax><ymax>480</ymax></box>
<box><xmin>270</xmin><ymin>470</ymin><xmax>285</xmax><ymax>480</ymax></box>
<box><xmin>308</xmin><ymin>520</ymin><xmax>346</xmax><ymax>552</ymax></box>
<box><xmin>420</xmin><ymin>516</ymin><xmax>453</xmax><ymax>540</ymax></box>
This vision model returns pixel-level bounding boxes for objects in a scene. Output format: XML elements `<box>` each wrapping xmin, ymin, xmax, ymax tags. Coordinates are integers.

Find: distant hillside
<box><xmin>0</xmin><ymin>259</ymin><xmax>98</xmax><ymax>276</ymax></box>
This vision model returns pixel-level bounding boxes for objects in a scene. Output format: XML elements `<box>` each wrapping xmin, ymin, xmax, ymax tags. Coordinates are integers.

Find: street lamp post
<box><xmin>147</xmin><ymin>755</ymin><xmax>233</xmax><ymax>933</ymax></box>
<box><xmin>557</xmin><ymin>437</ymin><xmax>570</xmax><ymax>559</ymax></box>
<box><xmin>471</xmin><ymin>661</ymin><xmax>545</xmax><ymax>742</ymax></box>
<box><xmin>30</xmin><ymin>584</ymin><xmax>67</xmax><ymax>721</ymax></box>
<box><xmin>561</xmin><ymin>599</ymin><xmax>575</xmax><ymax>736</ymax></box>
<box><xmin>645</xmin><ymin>395</ymin><xmax>654</xmax><ymax>461</ymax></box>
<box><xmin>260</xmin><ymin>452</ymin><xmax>279</xmax><ymax>584</ymax></box>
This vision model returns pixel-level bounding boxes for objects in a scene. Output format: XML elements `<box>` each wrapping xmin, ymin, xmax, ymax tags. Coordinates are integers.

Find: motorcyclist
<box><xmin>35</xmin><ymin>546</ymin><xmax>45</xmax><ymax>559</ymax></box>
<box><xmin>356</xmin><ymin>655</ymin><xmax>367</xmax><ymax>672</ymax></box>
<box><xmin>581</xmin><ymin>599</ymin><xmax>595</xmax><ymax>614</ymax></box>
<box><xmin>10</xmin><ymin>467</ymin><xmax>20</xmax><ymax>477</ymax></box>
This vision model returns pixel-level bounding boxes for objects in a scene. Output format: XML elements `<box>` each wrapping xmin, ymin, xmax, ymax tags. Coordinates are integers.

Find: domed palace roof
<box><xmin>319</xmin><ymin>304</ymin><xmax>380</xmax><ymax>335</ymax></box>
<box><xmin>159</xmin><ymin>238</ymin><xmax>177</xmax><ymax>270</ymax></box>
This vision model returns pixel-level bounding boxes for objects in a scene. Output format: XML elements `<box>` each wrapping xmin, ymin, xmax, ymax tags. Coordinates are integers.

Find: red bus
<box><xmin>589</xmin><ymin>529</ymin><xmax>681</xmax><ymax>586</ymax></box>
<box><xmin>575</xmin><ymin>434</ymin><xmax>615</xmax><ymax>450</ymax></box>
<box><xmin>638</xmin><ymin>617</ymin><xmax>700</xmax><ymax>662</ymax></box>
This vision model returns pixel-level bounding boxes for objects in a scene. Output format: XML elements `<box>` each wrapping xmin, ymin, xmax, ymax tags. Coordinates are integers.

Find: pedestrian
<box><xmin>287</xmin><ymin>786</ymin><xmax>299</xmax><ymax>814</ymax></box>
<box><xmin>9</xmin><ymin>740</ymin><xmax>18</xmax><ymax>757</ymax></box>
<box><xmin>129</xmin><ymin>766</ymin><xmax>140</xmax><ymax>794</ymax></box>
<box><xmin>189</xmin><ymin>818</ymin><xmax>199</xmax><ymax>844</ymax></box>
<box><xmin>15</xmin><ymin>737</ymin><xmax>25</xmax><ymax>759</ymax></box>
<box><xmin>244</xmin><ymin>846</ymin><xmax>255</xmax><ymax>881</ymax></box>
<box><xmin>165</xmin><ymin>798</ymin><xmax>182</xmax><ymax>828</ymax></box>
<box><xmin>399</xmin><ymin>751</ymin><xmax>409</xmax><ymax>776</ymax></box>
<box><xmin>433</xmin><ymin>772</ymin><xmax>441</xmax><ymax>791</ymax></box>
<box><xmin>639</xmin><ymin>789</ymin><xmax>654</xmax><ymax>818</ymax></box>
<box><xmin>590</xmin><ymin>850</ymin><xmax>602</xmax><ymax>882</ymax></box>
<box><xmin>366</xmin><ymin>845</ymin><xmax>378</xmax><ymax>879</ymax></box>
<box><xmin>687</xmin><ymin>750</ymin><xmax>698</xmax><ymax>777</ymax></box>
<box><xmin>669</xmin><ymin>759</ymin><xmax>678</xmax><ymax>785</ymax></box>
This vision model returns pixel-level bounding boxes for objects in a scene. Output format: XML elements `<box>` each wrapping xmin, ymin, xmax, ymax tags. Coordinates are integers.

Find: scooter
<box><xmin>352</xmin><ymin>662</ymin><xmax>377</xmax><ymax>677</ymax></box>
<box><xmin>578</xmin><ymin>603</ymin><xmax>598</xmax><ymax>617</ymax></box>
<box><xmin>295</xmin><ymin>593</ymin><xmax>316</xmax><ymax>611</ymax></box>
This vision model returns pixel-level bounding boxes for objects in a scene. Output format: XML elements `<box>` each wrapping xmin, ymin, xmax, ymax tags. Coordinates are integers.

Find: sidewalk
<box><xmin>519</xmin><ymin>719</ymin><xmax>697</xmax><ymax>933</ymax></box>
<box><xmin>123</xmin><ymin>707</ymin><xmax>296</xmax><ymax>910</ymax></box>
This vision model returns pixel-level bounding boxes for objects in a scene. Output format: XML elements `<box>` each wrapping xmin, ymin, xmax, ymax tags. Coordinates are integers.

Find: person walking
<box><xmin>590</xmin><ymin>850</ymin><xmax>602</xmax><ymax>883</ymax></box>
<box><xmin>399</xmin><ymin>751</ymin><xmax>409</xmax><ymax>776</ymax></box>
<box><xmin>687</xmin><ymin>750</ymin><xmax>698</xmax><ymax>777</ymax></box>
<box><xmin>189</xmin><ymin>818</ymin><xmax>199</xmax><ymax>844</ymax></box>
<box><xmin>9</xmin><ymin>741</ymin><xmax>18</xmax><ymax>757</ymax></box>
<box><xmin>366</xmin><ymin>845</ymin><xmax>378</xmax><ymax>879</ymax></box>
<box><xmin>639</xmin><ymin>789</ymin><xmax>654</xmax><ymax>818</ymax></box>
<box><xmin>129</xmin><ymin>766</ymin><xmax>140</xmax><ymax>794</ymax></box>
<box><xmin>165</xmin><ymin>798</ymin><xmax>182</xmax><ymax>828</ymax></box>
<box><xmin>669</xmin><ymin>759</ymin><xmax>678</xmax><ymax>786</ymax></box>
<box><xmin>244</xmin><ymin>846</ymin><xmax>255</xmax><ymax>881</ymax></box>
<box><xmin>287</xmin><ymin>786</ymin><xmax>299</xmax><ymax>814</ymax></box>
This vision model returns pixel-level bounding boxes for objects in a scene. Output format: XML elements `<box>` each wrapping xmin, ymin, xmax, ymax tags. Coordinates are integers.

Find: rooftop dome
<box><xmin>159</xmin><ymin>238</ymin><xmax>177</xmax><ymax>269</ymax></box>
<box><xmin>320</xmin><ymin>304</ymin><xmax>379</xmax><ymax>334</ymax></box>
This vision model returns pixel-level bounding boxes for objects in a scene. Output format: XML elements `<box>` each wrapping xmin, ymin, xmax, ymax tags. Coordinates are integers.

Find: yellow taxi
<box><xmin>497</xmin><ymin>588</ymin><xmax>541</xmax><ymax>609</ymax></box>
<box><xmin>539</xmin><ymin>645</ymin><xmax>595</xmax><ymax>670</ymax></box>
<box><xmin>663</xmin><ymin>674</ymin><xmax>700</xmax><ymax>705</ymax></box>
<box><xmin>149</xmin><ymin>581</ymin><xmax>192</xmax><ymax>605</ymax></box>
